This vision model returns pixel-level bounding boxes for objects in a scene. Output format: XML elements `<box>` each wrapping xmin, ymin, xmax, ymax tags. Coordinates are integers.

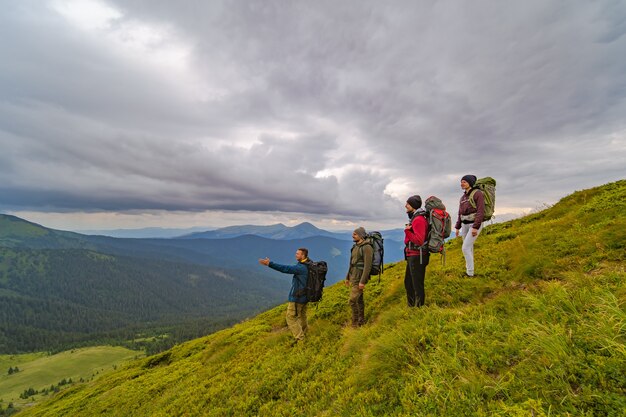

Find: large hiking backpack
<box><xmin>423</xmin><ymin>196</ymin><xmax>452</xmax><ymax>253</ymax></box>
<box><xmin>303</xmin><ymin>260</ymin><xmax>327</xmax><ymax>302</ymax></box>
<box><xmin>367</xmin><ymin>231</ymin><xmax>384</xmax><ymax>276</ymax></box>
<box><xmin>470</xmin><ymin>177</ymin><xmax>496</xmax><ymax>221</ymax></box>
<box><xmin>417</xmin><ymin>196</ymin><xmax>452</xmax><ymax>264</ymax></box>
<box><xmin>355</xmin><ymin>231</ymin><xmax>385</xmax><ymax>278</ymax></box>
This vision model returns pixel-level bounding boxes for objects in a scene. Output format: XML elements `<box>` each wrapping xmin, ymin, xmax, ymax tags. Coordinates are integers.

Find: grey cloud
<box><xmin>0</xmin><ymin>104</ymin><xmax>384</xmax><ymax>216</ymax></box>
<box><xmin>1</xmin><ymin>0</ymin><xmax>625</xmax><ymax>225</ymax></box>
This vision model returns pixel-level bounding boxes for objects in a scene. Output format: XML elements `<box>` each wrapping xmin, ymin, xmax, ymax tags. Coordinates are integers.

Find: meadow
<box><xmin>1</xmin><ymin>346</ymin><xmax>141</xmax><ymax>409</ymax></box>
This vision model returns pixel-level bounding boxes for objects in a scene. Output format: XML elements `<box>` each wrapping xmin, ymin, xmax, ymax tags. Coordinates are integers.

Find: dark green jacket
<box><xmin>347</xmin><ymin>239</ymin><xmax>374</xmax><ymax>285</ymax></box>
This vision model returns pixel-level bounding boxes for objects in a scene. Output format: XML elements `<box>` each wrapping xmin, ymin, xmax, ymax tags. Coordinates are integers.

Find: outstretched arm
<box><xmin>268</xmin><ymin>261</ymin><xmax>307</xmax><ymax>275</ymax></box>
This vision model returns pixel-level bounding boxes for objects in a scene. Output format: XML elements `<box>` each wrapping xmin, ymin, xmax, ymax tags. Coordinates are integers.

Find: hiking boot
<box><xmin>345</xmin><ymin>319</ymin><xmax>360</xmax><ymax>329</ymax></box>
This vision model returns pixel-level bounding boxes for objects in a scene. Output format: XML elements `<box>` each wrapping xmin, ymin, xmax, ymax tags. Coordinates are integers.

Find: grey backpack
<box><xmin>423</xmin><ymin>196</ymin><xmax>452</xmax><ymax>254</ymax></box>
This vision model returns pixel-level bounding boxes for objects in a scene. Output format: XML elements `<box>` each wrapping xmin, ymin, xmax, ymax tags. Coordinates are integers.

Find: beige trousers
<box><xmin>286</xmin><ymin>302</ymin><xmax>308</xmax><ymax>340</ymax></box>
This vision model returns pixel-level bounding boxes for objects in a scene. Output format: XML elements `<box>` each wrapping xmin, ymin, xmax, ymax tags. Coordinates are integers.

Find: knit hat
<box><xmin>406</xmin><ymin>195</ymin><xmax>422</xmax><ymax>210</ymax></box>
<box><xmin>461</xmin><ymin>175</ymin><xmax>477</xmax><ymax>187</ymax></box>
<box><xmin>353</xmin><ymin>227</ymin><xmax>367</xmax><ymax>239</ymax></box>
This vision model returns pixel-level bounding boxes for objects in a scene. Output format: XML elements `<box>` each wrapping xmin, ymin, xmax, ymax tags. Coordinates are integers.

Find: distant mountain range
<box><xmin>79</xmin><ymin>221</ymin><xmax>408</xmax><ymax>242</ymax></box>
<box><xmin>76</xmin><ymin>226</ymin><xmax>215</xmax><ymax>239</ymax></box>
<box><xmin>0</xmin><ymin>215</ymin><xmax>405</xmax><ymax>274</ymax></box>
<box><xmin>180</xmin><ymin>222</ymin><xmax>433</xmax><ymax>244</ymax></box>
<box><xmin>180</xmin><ymin>222</ymin><xmax>349</xmax><ymax>240</ymax></box>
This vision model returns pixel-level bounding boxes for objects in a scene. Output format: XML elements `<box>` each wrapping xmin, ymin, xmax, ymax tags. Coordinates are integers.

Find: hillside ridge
<box><xmin>13</xmin><ymin>180</ymin><xmax>626</xmax><ymax>416</ymax></box>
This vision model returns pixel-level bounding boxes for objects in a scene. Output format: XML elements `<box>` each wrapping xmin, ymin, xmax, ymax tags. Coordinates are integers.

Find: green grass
<box><xmin>13</xmin><ymin>179</ymin><xmax>626</xmax><ymax>416</ymax></box>
<box><xmin>0</xmin><ymin>346</ymin><xmax>141</xmax><ymax>407</ymax></box>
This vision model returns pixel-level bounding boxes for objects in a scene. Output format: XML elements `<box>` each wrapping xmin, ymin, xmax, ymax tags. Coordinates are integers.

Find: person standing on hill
<box><xmin>404</xmin><ymin>195</ymin><xmax>430</xmax><ymax>307</ymax></box>
<box><xmin>455</xmin><ymin>174</ymin><xmax>485</xmax><ymax>277</ymax></box>
<box><xmin>259</xmin><ymin>248</ymin><xmax>309</xmax><ymax>343</ymax></box>
<box><xmin>345</xmin><ymin>227</ymin><xmax>373</xmax><ymax>327</ymax></box>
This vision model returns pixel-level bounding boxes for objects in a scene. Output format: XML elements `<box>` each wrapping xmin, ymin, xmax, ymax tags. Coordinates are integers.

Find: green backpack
<box><xmin>469</xmin><ymin>177</ymin><xmax>496</xmax><ymax>221</ymax></box>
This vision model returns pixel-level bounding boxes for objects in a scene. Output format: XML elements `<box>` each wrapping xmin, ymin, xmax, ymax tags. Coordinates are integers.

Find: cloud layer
<box><xmin>1</xmin><ymin>0</ymin><xmax>625</xmax><ymax>228</ymax></box>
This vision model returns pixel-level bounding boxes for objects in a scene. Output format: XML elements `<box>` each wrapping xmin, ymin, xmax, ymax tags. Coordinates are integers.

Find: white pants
<box><xmin>460</xmin><ymin>223</ymin><xmax>483</xmax><ymax>276</ymax></box>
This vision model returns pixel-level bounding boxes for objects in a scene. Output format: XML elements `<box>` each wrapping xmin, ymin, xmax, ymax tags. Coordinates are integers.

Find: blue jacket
<box><xmin>268</xmin><ymin>261</ymin><xmax>308</xmax><ymax>303</ymax></box>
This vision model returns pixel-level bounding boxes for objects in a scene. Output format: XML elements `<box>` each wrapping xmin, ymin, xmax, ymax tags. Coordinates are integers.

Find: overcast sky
<box><xmin>1</xmin><ymin>0</ymin><xmax>625</xmax><ymax>232</ymax></box>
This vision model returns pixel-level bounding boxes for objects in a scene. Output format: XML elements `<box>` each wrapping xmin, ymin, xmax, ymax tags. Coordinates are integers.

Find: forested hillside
<box><xmin>14</xmin><ymin>180</ymin><xmax>625</xmax><ymax>416</ymax></box>
<box><xmin>0</xmin><ymin>247</ymin><xmax>285</xmax><ymax>353</ymax></box>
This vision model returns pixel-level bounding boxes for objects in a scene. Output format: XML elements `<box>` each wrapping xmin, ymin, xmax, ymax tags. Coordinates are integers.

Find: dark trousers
<box><xmin>405</xmin><ymin>254</ymin><xmax>429</xmax><ymax>307</ymax></box>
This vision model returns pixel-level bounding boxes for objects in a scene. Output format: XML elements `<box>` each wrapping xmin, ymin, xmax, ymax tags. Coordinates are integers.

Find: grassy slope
<box><xmin>16</xmin><ymin>180</ymin><xmax>626</xmax><ymax>416</ymax></box>
<box><xmin>0</xmin><ymin>347</ymin><xmax>141</xmax><ymax>406</ymax></box>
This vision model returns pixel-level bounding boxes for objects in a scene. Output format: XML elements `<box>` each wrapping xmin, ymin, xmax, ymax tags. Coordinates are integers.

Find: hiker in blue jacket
<box><xmin>259</xmin><ymin>248</ymin><xmax>309</xmax><ymax>343</ymax></box>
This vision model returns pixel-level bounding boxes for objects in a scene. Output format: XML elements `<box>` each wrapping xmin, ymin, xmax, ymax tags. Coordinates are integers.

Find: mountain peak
<box><xmin>293</xmin><ymin>221</ymin><xmax>320</xmax><ymax>231</ymax></box>
<box><xmin>179</xmin><ymin>221</ymin><xmax>348</xmax><ymax>240</ymax></box>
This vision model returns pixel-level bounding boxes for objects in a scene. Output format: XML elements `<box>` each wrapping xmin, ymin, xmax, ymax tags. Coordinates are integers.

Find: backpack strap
<box><xmin>293</xmin><ymin>260</ymin><xmax>311</xmax><ymax>301</ymax></box>
<box><xmin>418</xmin><ymin>211</ymin><xmax>428</xmax><ymax>265</ymax></box>
<box><xmin>468</xmin><ymin>188</ymin><xmax>480</xmax><ymax>209</ymax></box>
<box><xmin>355</xmin><ymin>240</ymin><xmax>373</xmax><ymax>268</ymax></box>
<box><xmin>358</xmin><ymin>239</ymin><xmax>381</xmax><ymax>283</ymax></box>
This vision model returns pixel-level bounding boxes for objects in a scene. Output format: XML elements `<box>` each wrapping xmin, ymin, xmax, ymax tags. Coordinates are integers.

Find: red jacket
<box><xmin>404</xmin><ymin>212</ymin><xmax>428</xmax><ymax>257</ymax></box>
